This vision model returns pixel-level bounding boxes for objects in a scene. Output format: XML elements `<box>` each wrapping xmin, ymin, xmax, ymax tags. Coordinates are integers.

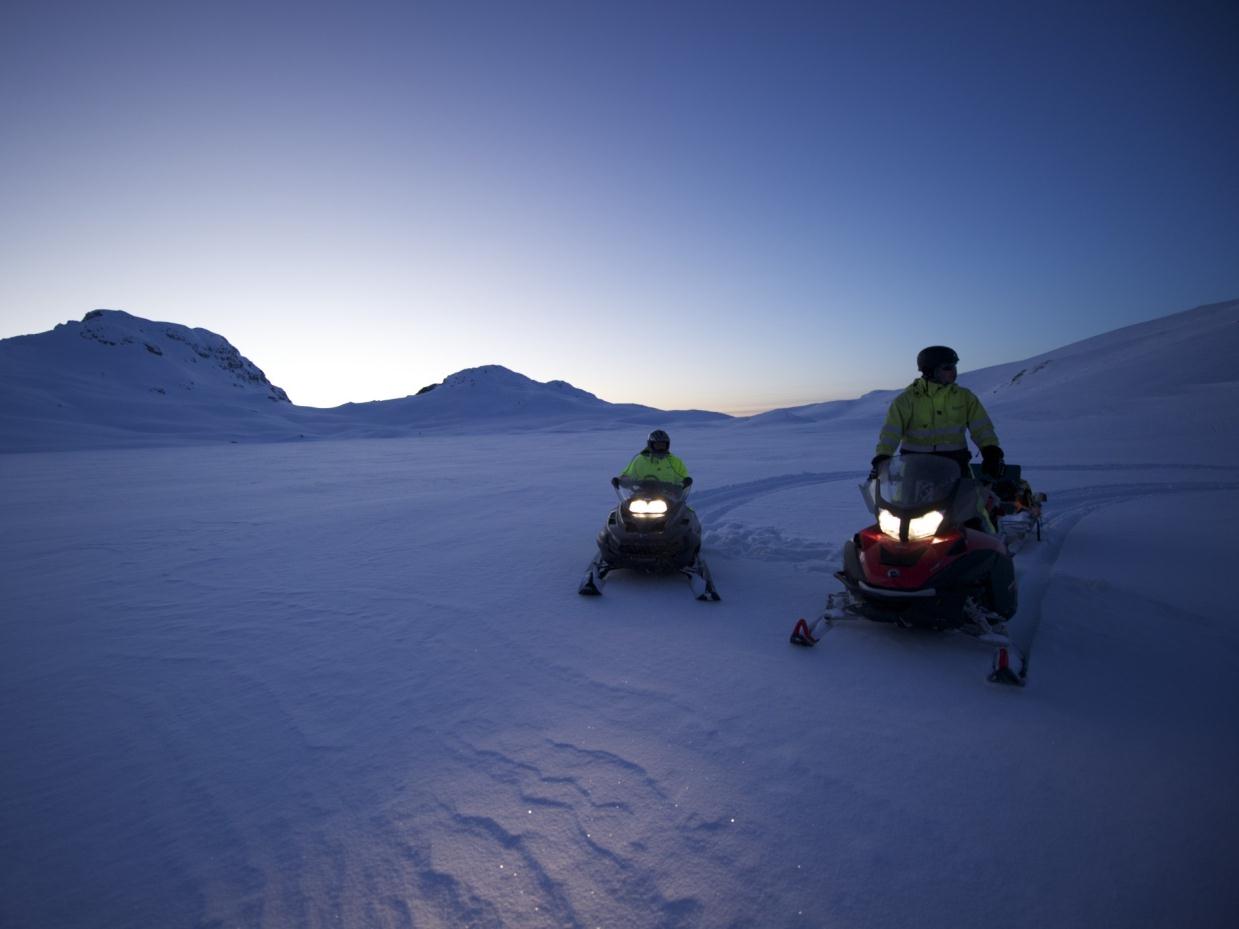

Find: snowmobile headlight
<box><xmin>878</xmin><ymin>509</ymin><xmax>902</xmax><ymax>540</ymax></box>
<box><xmin>878</xmin><ymin>509</ymin><xmax>944</xmax><ymax>541</ymax></box>
<box><xmin>629</xmin><ymin>498</ymin><xmax>668</xmax><ymax>518</ymax></box>
<box><xmin>907</xmin><ymin>510</ymin><xmax>945</xmax><ymax>541</ymax></box>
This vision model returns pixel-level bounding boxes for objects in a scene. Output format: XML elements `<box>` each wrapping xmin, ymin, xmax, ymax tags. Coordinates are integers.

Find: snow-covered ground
<box><xmin>3</xmin><ymin>301</ymin><xmax>1239</xmax><ymax>928</ymax></box>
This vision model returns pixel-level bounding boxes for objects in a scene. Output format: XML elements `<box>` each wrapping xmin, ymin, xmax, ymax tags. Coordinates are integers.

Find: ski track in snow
<box><xmin>693</xmin><ymin>471</ymin><xmax>859</xmax><ymax>567</ymax></box>
<box><xmin>703</xmin><ymin>522</ymin><xmax>838</xmax><ymax>568</ymax></box>
<box><xmin>690</xmin><ymin>470</ymin><xmax>863</xmax><ymax>520</ymax></box>
<box><xmin>1011</xmin><ymin>476</ymin><xmax>1239</xmax><ymax>664</ymax></box>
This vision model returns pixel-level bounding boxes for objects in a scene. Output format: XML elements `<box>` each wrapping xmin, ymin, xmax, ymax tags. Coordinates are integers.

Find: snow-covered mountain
<box><xmin>0</xmin><ymin>311</ymin><xmax>729</xmax><ymax>451</ymax></box>
<box><xmin>740</xmin><ymin>298</ymin><xmax>1239</xmax><ymax>465</ymax></box>
<box><xmin>334</xmin><ymin>363</ymin><xmax>728</xmax><ymax>433</ymax></box>
<box><xmin>3</xmin><ymin>308</ymin><xmax>289</xmax><ymax>401</ymax></box>
<box><xmin>0</xmin><ymin>310</ymin><xmax>296</xmax><ymax>451</ymax></box>
<box><xmin>3</xmin><ymin>300</ymin><xmax>1237</xmax><ymax>454</ymax></box>
<box><xmin>961</xmin><ymin>298</ymin><xmax>1239</xmax><ymax>411</ymax></box>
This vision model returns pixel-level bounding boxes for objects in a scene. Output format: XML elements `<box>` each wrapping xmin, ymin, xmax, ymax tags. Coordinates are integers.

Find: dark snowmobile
<box><xmin>578</xmin><ymin>475</ymin><xmax>720</xmax><ymax>601</ymax></box>
<box><xmin>790</xmin><ymin>454</ymin><xmax>1040</xmax><ymax>685</ymax></box>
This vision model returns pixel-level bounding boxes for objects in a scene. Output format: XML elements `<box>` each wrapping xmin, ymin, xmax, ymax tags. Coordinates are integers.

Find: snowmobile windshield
<box><xmin>616</xmin><ymin>476</ymin><xmax>689</xmax><ymax>505</ymax></box>
<box><xmin>876</xmin><ymin>454</ymin><xmax>961</xmax><ymax>513</ymax></box>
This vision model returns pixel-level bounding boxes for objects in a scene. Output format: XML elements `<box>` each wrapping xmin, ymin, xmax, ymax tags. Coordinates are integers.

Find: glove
<box><xmin>868</xmin><ymin>454</ymin><xmax>891</xmax><ymax>481</ymax></box>
<box><xmin>980</xmin><ymin>445</ymin><xmax>1005</xmax><ymax>478</ymax></box>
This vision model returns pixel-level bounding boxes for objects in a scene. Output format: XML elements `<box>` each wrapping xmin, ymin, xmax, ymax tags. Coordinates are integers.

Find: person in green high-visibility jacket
<box><xmin>871</xmin><ymin>346</ymin><xmax>1004</xmax><ymax>529</ymax></box>
<box><xmin>621</xmin><ymin>429</ymin><xmax>692</xmax><ymax>485</ymax></box>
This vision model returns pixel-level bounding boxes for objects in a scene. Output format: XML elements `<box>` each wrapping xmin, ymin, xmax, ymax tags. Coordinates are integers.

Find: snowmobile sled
<box><xmin>789</xmin><ymin>454</ymin><xmax>1030</xmax><ymax>685</ymax></box>
<box><xmin>578</xmin><ymin>476</ymin><xmax>720</xmax><ymax>601</ymax></box>
<box><xmin>972</xmin><ymin>463</ymin><xmax>1047</xmax><ymax>551</ymax></box>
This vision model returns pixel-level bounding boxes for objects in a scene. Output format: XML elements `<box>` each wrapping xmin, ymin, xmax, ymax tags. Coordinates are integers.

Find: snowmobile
<box><xmin>578</xmin><ymin>475</ymin><xmax>721</xmax><ymax>601</ymax></box>
<box><xmin>789</xmin><ymin>454</ymin><xmax>1040</xmax><ymax>685</ymax></box>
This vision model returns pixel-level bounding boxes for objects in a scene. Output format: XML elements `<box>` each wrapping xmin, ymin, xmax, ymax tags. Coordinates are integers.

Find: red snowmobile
<box><xmin>790</xmin><ymin>454</ymin><xmax>1043</xmax><ymax>685</ymax></box>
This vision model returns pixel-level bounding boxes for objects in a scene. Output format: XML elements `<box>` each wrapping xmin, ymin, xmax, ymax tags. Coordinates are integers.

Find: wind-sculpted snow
<box><xmin>404</xmin><ymin>732</ymin><xmax>719</xmax><ymax>927</ymax></box>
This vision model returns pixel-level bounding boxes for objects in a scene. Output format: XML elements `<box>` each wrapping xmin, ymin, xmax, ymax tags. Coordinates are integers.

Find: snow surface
<box><xmin>2</xmin><ymin>300</ymin><xmax>1239</xmax><ymax>928</ymax></box>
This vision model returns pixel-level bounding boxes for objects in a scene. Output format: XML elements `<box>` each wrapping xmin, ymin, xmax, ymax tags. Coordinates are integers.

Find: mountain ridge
<box><xmin>2</xmin><ymin>300</ymin><xmax>1235</xmax><ymax>452</ymax></box>
<box><xmin>0</xmin><ymin>310</ymin><xmax>730</xmax><ymax>451</ymax></box>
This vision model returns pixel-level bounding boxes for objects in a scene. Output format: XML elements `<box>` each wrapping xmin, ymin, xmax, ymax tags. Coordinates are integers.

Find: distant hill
<box><xmin>332</xmin><ymin>363</ymin><xmax>728</xmax><ymax>433</ymax></box>
<box><xmin>753</xmin><ymin>299</ymin><xmax>1239</xmax><ymax>426</ymax></box>
<box><xmin>957</xmin><ymin>299</ymin><xmax>1239</xmax><ymax>416</ymax></box>
<box><xmin>0</xmin><ymin>310</ymin><xmax>301</xmax><ymax>451</ymax></box>
<box><xmin>739</xmin><ymin>298</ymin><xmax>1239</xmax><ymax>466</ymax></box>
<box><xmin>3</xmin><ymin>309</ymin><xmax>289</xmax><ymax>401</ymax></box>
<box><xmin>3</xmin><ymin>300</ymin><xmax>1235</xmax><ymax>452</ymax></box>
<box><xmin>0</xmin><ymin>311</ymin><xmax>729</xmax><ymax>451</ymax></box>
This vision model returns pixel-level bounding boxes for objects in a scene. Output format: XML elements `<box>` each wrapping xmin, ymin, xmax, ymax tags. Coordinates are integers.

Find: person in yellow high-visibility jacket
<box><xmin>871</xmin><ymin>346</ymin><xmax>1004</xmax><ymax>529</ymax></box>
<box><xmin>621</xmin><ymin>429</ymin><xmax>691</xmax><ymax>485</ymax></box>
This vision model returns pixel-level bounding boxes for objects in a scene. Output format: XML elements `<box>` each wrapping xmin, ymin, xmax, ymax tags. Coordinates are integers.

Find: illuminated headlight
<box><xmin>878</xmin><ymin>509</ymin><xmax>944</xmax><ymax>541</ymax></box>
<box><xmin>908</xmin><ymin>511</ymin><xmax>944</xmax><ymax>540</ymax></box>
<box><xmin>878</xmin><ymin>509</ymin><xmax>902</xmax><ymax>539</ymax></box>
<box><xmin>629</xmin><ymin>498</ymin><xmax>668</xmax><ymax>518</ymax></box>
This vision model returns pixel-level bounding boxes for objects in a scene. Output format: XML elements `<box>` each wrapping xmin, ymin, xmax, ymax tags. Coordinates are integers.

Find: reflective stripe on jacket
<box><xmin>875</xmin><ymin>379</ymin><xmax>999</xmax><ymax>457</ymax></box>
<box><xmin>621</xmin><ymin>451</ymin><xmax>690</xmax><ymax>483</ymax></box>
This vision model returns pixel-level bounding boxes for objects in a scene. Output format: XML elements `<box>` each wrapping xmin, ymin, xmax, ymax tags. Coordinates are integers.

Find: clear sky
<box><xmin>2</xmin><ymin>0</ymin><xmax>1237</xmax><ymax>413</ymax></box>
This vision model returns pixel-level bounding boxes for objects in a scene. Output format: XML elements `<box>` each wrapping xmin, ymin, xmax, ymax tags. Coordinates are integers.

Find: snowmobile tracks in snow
<box><xmin>693</xmin><ymin>471</ymin><xmax>859</xmax><ymax>566</ymax></box>
<box><xmin>1000</xmin><ymin>476</ymin><xmax>1239</xmax><ymax>684</ymax></box>
<box><xmin>1003</xmin><ymin>474</ymin><xmax>1239</xmax><ymax>681</ymax></box>
<box><xmin>690</xmin><ymin>470</ymin><xmax>862</xmax><ymax>522</ymax></box>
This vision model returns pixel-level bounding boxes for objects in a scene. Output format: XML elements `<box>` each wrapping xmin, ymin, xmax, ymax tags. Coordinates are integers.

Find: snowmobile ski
<box><xmin>790</xmin><ymin>588</ymin><xmax>1028</xmax><ymax>685</ymax></box>
<box><xmin>988</xmin><ymin>643</ymin><xmax>1027</xmax><ymax>686</ymax></box>
<box><xmin>578</xmin><ymin>559</ymin><xmax>611</xmax><ymax>596</ymax></box>
<box><xmin>789</xmin><ymin>618</ymin><xmax>819</xmax><ymax>647</ymax></box>
<box><xmin>788</xmin><ymin>592</ymin><xmax>853</xmax><ymax>646</ymax></box>
<box><xmin>682</xmin><ymin>556</ymin><xmax>721</xmax><ymax>601</ymax></box>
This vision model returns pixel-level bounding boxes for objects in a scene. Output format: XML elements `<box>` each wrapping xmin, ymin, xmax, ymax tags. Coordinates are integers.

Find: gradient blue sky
<box><xmin>3</xmin><ymin>0</ymin><xmax>1237</xmax><ymax>413</ymax></box>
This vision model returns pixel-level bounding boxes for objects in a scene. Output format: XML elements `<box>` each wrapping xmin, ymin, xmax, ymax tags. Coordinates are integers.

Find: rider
<box><xmin>870</xmin><ymin>346</ymin><xmax>1004</xmax><ymax>528</ymax></box>
<box><xmin>621</xmin><ymin>429</ymin><xmax>692</xmax><ymax>485</ymax></box>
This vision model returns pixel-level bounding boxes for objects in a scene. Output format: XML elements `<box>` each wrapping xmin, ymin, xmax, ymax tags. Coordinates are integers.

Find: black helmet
<box><xmin>916</xmin><ymin>345</ymin><xmax>959</xmax><ymax>376</ymax></box>
<box><xmin>646</xmin><ymin>429</ymin><xmax>670</xmax><ymax>454</ymax></box>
